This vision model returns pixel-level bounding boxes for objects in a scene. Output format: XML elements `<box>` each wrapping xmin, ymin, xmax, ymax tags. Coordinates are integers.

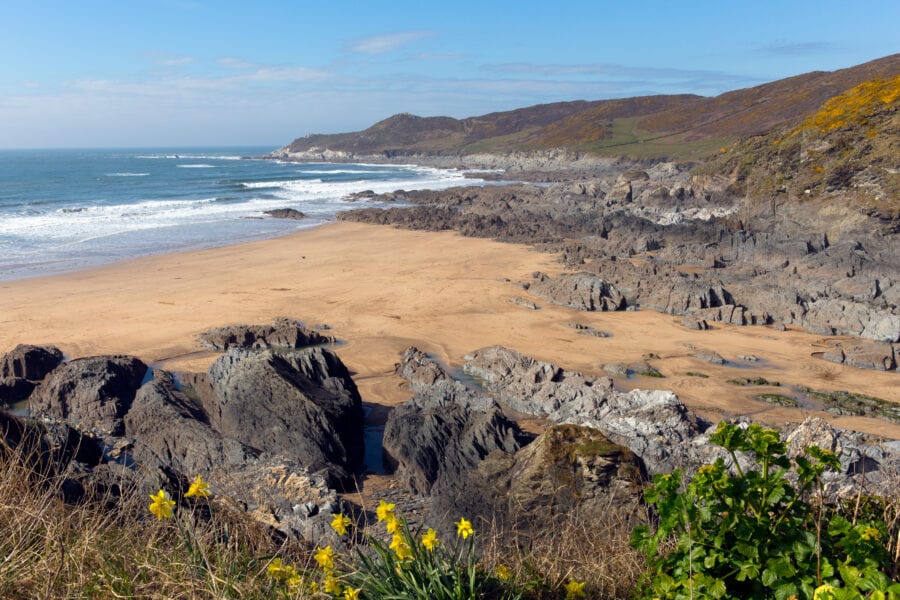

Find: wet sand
<box><xmin>1</xmin><ymin>221</ymin><xmax>898</xmax><ymax>438</ymax></box>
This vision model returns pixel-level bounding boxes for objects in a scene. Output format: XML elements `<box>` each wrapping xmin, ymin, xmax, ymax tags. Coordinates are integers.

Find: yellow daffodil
<box><xmin>286</xmin><ymin>573</ymin><xmax>303</xmax><ymax>590</ymax></box>
<box><xmin>314</xmin><ymin>545</ymin><xmax>335</xmax><ymax>571</ymax></box>
<box><xmin>343</xmin><ymin>586</ymin><xmax>361</xmax><ymax>600</ymax></box>
<box><xmin>324</xmin><ymin>575</ymin><xmax>341</xmax><ymax>594</ymax></box>
<box><xmin>331</xmin><ymin>512</ymin><xmax>352</xmax><ymax>536</ymax></box>
<box><xmin>390</xmin><ymin>533</ymin><xmax>413</xmax><ymax>560</ymax></box>
<box><xmin>385</xmin><ymin>514</ymin><xmax>400</xmax><ymax>534</ymax></box>
<box><xmin>184</xmin><ymin>474</ymin><xmax>211</xmax><ymax>498</ymax></box>
<box><xmin>564</xmin><ymin>579</ymin><xmax>586</xmax><ymax>599</ymax></box>
<box><xmin>148</xmin><ymin>489</ymin><xmax>175</xmax><ymax>520</ymax></box>
<box><xmin>376</xmin><ymin>499</ymin><xmax>396</xmax><ymax>522</ymax></box>
<box><xmin>456</xmin><ymin>517</ymin><xmax>474</xmax><ymax>539</ymax></box>
<box><xmin>496</xmin><ymin>564</ymin><xmax>512</xmax><ymax>580</ymax></box>
<box><xmin>421</xmin><ymin>527</ymin><xmax>439</xmax><ymax>551</ymax></box>
<box><xmin>266</xmin><ymin>557</ymin><xmax>286</xmax><ymax>579</ymax></box>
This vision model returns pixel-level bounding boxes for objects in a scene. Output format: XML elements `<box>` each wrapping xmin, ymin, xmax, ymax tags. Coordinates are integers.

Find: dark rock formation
<box><xmin>0</xmin><ymin>377</ymin><xmax>35</xmax><ymax>404</ymax></box>
<box><xmin>206</xmin><ymin>347</ymin><xmax>364</xmax><ymax>488</ymax></box>
<box><xmin>432</xmin><ymin>424</ymin><xmax>645</xmax><ymax>529</ymax></box>
<box><xmin>264</xmin><ymin>208</ymin><xmax>306</xmax><ymax>220</ymax></box>
<box><xmin>198</xmin><ymin>318</ymin><xmax>334</xmax><ymax>351</ymax></box>
<box><xmin>383</xmin><ymin>378</ymin><xmax>524</xmax><ymax>495</ymax></box>
<box><xmin>0</xmin><ymin>344</ymin><xmax>64</xmax><ymax>381</ymax></box>
<box><xmin>28</xmin><ymin>356</ymin><xmax>148</xmax><ymax>436</ymax></box>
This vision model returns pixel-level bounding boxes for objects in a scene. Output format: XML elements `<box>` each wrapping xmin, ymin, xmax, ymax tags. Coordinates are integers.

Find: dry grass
<box><xmin>478</xmin><ymin>507</ymin><xmax>646</xmax><ymax>599</ymax></box>
<box><xmin>0</xmin><ymin>441</ymin><xmax>312</xmax><ymax>599</ymax></box>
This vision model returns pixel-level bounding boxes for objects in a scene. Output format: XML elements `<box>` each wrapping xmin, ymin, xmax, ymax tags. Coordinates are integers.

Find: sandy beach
<box><xmin>1</xmin><ymin>221</ymin><xmax>898</xmax><ymax>439</ymax></box>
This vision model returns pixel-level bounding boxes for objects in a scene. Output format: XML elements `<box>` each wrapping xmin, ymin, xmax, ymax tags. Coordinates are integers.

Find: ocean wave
<box><xmin>176</xmin><ymin>164</ymin><xmax>216</xmax><ymax>168</ymax></box>
<box><xmin>136</xmin><ymin>154</ymin><xmax>242</xmax><ymax>160</ymax></box>
<box><xmin>107</xmin><ymin>172</ymin><xmax>150</xmax><ymax>177</ymax></box>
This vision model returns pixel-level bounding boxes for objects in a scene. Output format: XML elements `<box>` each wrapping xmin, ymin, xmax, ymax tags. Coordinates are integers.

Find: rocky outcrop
<box><xmin>432</xmin><ymin>424</ymin><xmax>646</xmax><ymax>529</ymax></box>
<box><xmin>464</xmin><ymin>345</ymin><xmax>712</xmax><ymax>474</ymax></box>
<box><xmin>206</xmin><ymin>347</ymin><xmax>364</xmax><ymax>488</ymax></box>
<box><xmin>819</xmin><ymin>340</ymin><xmax>896</xmax><ymax>371</ymax></box>
<box><xmin>0</xmin><ymin>344</ymin><xmax>64</xmax><ymax>381</ymax></box>
<box><xmin>198</xmin><ymin>318</ymin><xmax>334</xmax><ymax>351</ymax></box>
<box><xmin>783</xmin><ymin>417</ymin><xmax>900</xmax><ymax>497</ymax></box>
<box><xmin>394</xmin><ymin>346</ymin><xmax>452</xmax><ymax>390</ymax></box>
<box><xmin>383</xmin><ymin>377</ymin><xmax>524</xmax><ymax>495</ymax></box>
<box><xmin>29</xmin><ymin>356</ymin><xmax>148</xmax><ymax>436</ymax></box>
<box><xmin>464</xmin><ymin>345</ymin><xmax>613</xmax><ymax>416</ymax></box>
<box><xmin>528</xmin><ymin>272</ymin><xmax>626</xmax><ymax>311</ymax></box>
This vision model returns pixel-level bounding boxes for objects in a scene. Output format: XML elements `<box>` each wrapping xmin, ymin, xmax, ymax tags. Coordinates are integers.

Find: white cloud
<box><xmin>347</xmin><ymin>31</ymin><xmax>433</xmax><ymax>55</ymax></box>
<box><xmin>218</xmin><ymin>57</ymin><xmax>256</xmax><ymax>70</ymax></box>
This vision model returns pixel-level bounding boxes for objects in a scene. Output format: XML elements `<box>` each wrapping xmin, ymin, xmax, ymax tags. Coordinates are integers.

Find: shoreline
<box><xmin>1</xmin><ymin>220</ymin><xmax>898</xmax><ymax>439</ymax></box>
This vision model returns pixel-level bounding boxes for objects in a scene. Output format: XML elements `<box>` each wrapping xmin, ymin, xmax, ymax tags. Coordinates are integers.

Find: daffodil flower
<box><xmin>564</xmin><ymin>579</ymin><xmax>586</xmax><ymax>599</ymax></box>
<box><xmin>148</xmin><ymin>489</ymin><xmax>175</xmax><ymax>520</ymax></box>
<box><xmin>376</xmin><ymin>499</ymin><xmax>396</xmax><ymax>522</ymax></box>
<box><xmin>343</xmin><ymin>586</ymin><xmax>361</xmax><ymax>600</ymax></box>
<box><xmin>331</xmin><ymin>512</ymin><xmax>352</xmax><ymax>536</ymax></box>
<box><xmin>184</xmin><ymin>474</ymin><xmax>211</xmax><ymax>498</ymax></box>
<box><xmin>456</xmin><ymin>517</ymin><xmax>474</xmax><ymax>539</ymax></box>
<box><xmin>314</xmin><ymin>545</ymin><xmax>335</xmax><ymax>571</ymax></box>
<box><xmin>496</xmin><ymin>564</ymin><xmax>512</xmax><ymax>580</ymax></box>
<box><xmin>421</xmin><ymin>527</ymin><xmax>439</xmax><ymax>551</ymax></box>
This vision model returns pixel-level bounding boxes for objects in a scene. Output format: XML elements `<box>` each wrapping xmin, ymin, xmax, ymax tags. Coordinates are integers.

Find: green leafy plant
<box><xmin>631</xmin><ymin>422</ymin><xmax>900</xmax><ymax>599</ymax></box>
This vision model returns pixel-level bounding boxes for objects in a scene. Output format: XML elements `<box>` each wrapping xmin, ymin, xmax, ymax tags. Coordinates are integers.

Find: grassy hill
<box><xmin>280</xmin><ymin>54</ymin><xmax>900</xmax><ymax>160</ymax></box>
<box><xmin>697</xmin><ymin>73</ymin><xmax>900</xmax><ymax>220</ymax></box>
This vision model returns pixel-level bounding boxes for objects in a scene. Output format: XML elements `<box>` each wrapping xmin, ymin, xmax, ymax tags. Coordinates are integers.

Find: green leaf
<box><xmin>774</xmin><ymin>582</ymin><xmax>799</xmax><ymax>600</ymax></box>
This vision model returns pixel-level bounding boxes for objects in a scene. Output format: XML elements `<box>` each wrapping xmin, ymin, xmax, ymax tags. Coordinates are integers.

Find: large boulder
<box><xmin>206</xmin><ymin>347</ymin><xmax>364</xmax><ymax>489</ymax></box>
<box><xmin>125</xmin><ymin>369</ymin><xmax>343</xmax><ymax>543</ymax></box>
<box><xmin>0</xmin><ymin>344</ymin><xmax>64</xmax><ymax>381</ymax></box>
<box><xmin>29</xmin><ymin>356</ymin><xmax>148</xmax><ymax>436</ymax></box>
<box><xmin>125</xmin><ymin>370</ymin><xmax>259</xmax><ymax>479</ymax></box>
<box><xmin>383</xmin><ymin>379</ymin><xmax>524</xmax><ymax>495</ymax></box>
<box><xmin>433</xmin><ymin>424</ymin><xmax>645</xmax><ymax>530</ymax></box>
<box><xmin>198</xmin><ymin>317</ymin><xmax>334</xmax><ymax>351</ymax></box>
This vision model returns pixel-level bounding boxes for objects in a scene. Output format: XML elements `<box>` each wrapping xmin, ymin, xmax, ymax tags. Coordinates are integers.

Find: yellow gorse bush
<box><xmin>789</xmin><ymin>74</ymin><xmax>900</xmax><ymax>137</ymax></box>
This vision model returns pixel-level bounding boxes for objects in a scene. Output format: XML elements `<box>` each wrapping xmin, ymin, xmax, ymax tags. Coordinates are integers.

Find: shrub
<box><xmin>631</xmin><ymin>422</ymin><xmax>900</xmax><ymax>599</ymax></box>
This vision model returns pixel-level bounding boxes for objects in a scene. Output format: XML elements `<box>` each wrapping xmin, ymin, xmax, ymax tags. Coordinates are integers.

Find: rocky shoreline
<box><xmin>2</xmin><ymin>320</ymin><xmax>897</xmax><ymax>549</ymax></box>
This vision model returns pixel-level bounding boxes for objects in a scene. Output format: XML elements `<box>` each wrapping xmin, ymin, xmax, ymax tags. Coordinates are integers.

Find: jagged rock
<box><xmin>783</xmin><ymin>417</ymin><xmax>898</xmax><ymax>497</ymax></box>
<box><xmin>198</xmin><ymin>318</ymin><xmax>334</xmax><ymax>351</ymax></box>
<box><xmin>552</xmin><ymin>388</ymin><xmax>714</xmax><ymax>475</ymax></box>
<box><xmin>0</xmin><ymin>344</ymin><xmax>64</xmax><ymax>381</ymax></box>
<box><xmin>464</xmin><ymin>345</ymin><xmax>613</xmax><ymax>416</ymax></box>
<box><xmin>819</xmin><ymin>340</ymin><xmax>896</xmax><ymax>371</ymax></box>
<box><xmin>510</xmin><ymin>296</ymin><xmax>539</xmax><ymax>310</ymax></box>
<box><xmin>696</xmin><ymin>304</ymin><xmax>747</xmax><ymax>325</ymax></box>
<box><xmin>264</xmin><ymin>208</ymin><xmax>306</xmax><ymax>220</ymax></box>
<box><xmin>125</xmin><ymin>370</ymin><xmax>260</xmax><ymax>478</ymax></box>
<box><xmin>528</xmin><ymin>272</ymin><xmax>626</xmax><ymax>312</ymax></box>
<box><xmin>0</xmin><ymin>376</ymin><xmax>35</xmax><ymax>404</ymax></box>
<box><xmin>206</xmin><ymin>347</ymin><xmax>364</xmax><ymax>489</ymax></box>
<box><xmin>394</xmin><ymin>347</ymin><xmax>451</xmax><ymax>390</ymax></box>
<box><xmin>432</xmin><ymin>424</ymin><xmax>645</xmax><ymax>530</ymax></box>
<box><xmin>382</xmin><ymin>379</ymin><xmax>524</xmax><ymax>495</ymax></box>
<box><xmin>28</xmin><ymin>356</ymin><xmax>148</xmax><ymax>436</ymax></box>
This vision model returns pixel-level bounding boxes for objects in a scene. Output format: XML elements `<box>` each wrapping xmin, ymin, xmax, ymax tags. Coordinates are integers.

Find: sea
<box><xmin>0</xmin><ymin>147</ymin><xmax>487</xmax><ymax>282</ymax></box>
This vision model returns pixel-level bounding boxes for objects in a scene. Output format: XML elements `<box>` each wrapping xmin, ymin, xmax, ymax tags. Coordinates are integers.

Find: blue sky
<box><xmin>1</xmin><ymin>1</ymin><xmax>898</xmax><ymax>149</ymax></box>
